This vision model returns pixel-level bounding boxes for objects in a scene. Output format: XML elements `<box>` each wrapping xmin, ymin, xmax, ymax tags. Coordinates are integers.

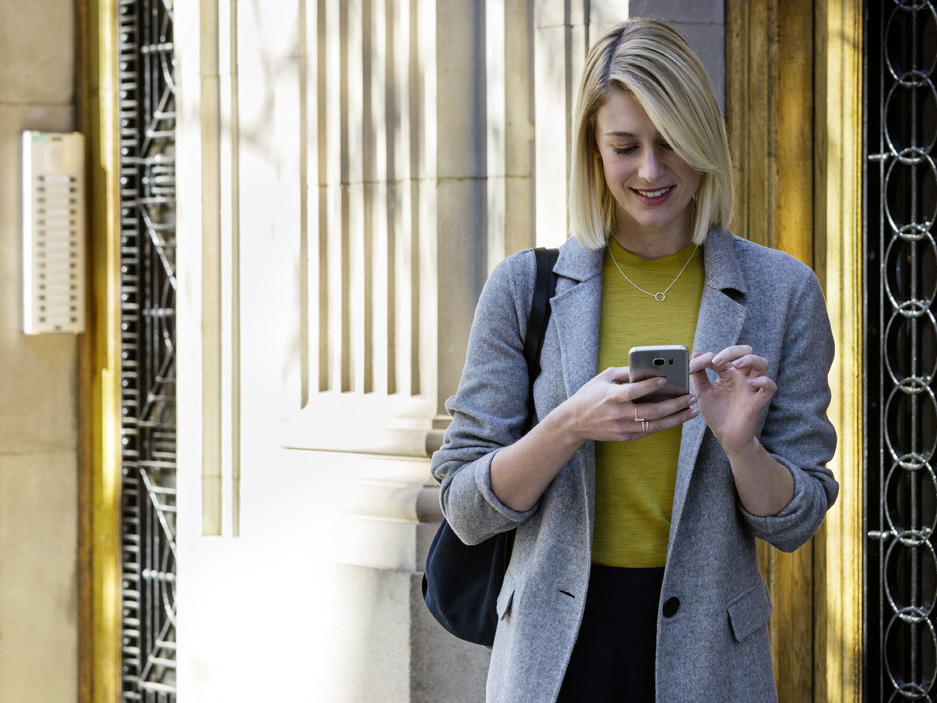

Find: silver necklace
<box><xmin>606</xmin><ymin>243</ymin><xmax>699</xmax><ymax>302</ymax></box>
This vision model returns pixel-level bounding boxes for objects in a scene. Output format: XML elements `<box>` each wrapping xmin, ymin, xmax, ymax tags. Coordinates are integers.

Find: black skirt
<box><xmin>557</xmin><ymin>564</ymin><xmax>665</xmax><ymax>702</ymax></box>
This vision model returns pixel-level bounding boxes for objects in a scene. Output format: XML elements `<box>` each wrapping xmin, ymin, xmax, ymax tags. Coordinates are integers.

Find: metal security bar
<box><xmin>116</xmin><ymin>0</ymin><xmax>177</xmax><ymax>699</ymax></box>
<box><xmin>866</xmin><ymin>1</ymin><xmax>937</xmax><ymax>700</ymax></box>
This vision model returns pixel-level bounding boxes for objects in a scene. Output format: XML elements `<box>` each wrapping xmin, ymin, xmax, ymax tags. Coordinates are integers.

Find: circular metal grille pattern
<box><xmin>870</xmin><ymin>1</ymin><xmax>937</xmax><ymax>700</ymax></box>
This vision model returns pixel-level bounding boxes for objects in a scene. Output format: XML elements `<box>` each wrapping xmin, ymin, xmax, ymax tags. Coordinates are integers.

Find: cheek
<box><xmin>673</xmin><ymin>161</ymin><xmax>701</xmax><ymax>190</ymax></box>
<box><xmin>688</xmin><ymin>174</ymin><xmax>702</xmax><ymax>196</ymax></box>
<box><xmin>600</xmin><ymin>160</ymin><xmax>627</xmax><ymax>190</ymax></box>
<box><xmin>598</xmin><ymin>161</ymin><xmax>614</xmax><ymax>189</ymax></box>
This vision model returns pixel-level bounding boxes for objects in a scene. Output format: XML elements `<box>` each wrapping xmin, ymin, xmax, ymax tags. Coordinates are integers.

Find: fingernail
<box><xmin>733</xmin><ymin>359</ymin><xmax>744</xmax><ymax>367</ymax></box>
<box><xmin>657</xmin><ymin>377</ymin><xmax>667</xmax><ymax>385</ymax></box>
<box><xmin>713</xmin><ymin>355</ymin><xmax>723</xmax><ymax>365</ymax></box>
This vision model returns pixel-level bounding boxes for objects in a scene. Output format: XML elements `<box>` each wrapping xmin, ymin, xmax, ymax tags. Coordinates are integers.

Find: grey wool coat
<box><xmin>431</xmin><ymin>228</ymin><xmax>839</xmax><ymax>703</ymax></box>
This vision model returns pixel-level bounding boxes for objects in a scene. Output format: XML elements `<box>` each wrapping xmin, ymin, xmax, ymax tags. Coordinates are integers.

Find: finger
<box><xmin>690</xmin><ymin>352</ymin><xmax>716</xmax><ymax>393</ymax></box>
<box><xmin>690</xmin><ymin>372</ymin><xmax>710</xmax><ymax>398</ymax></box>
<box><xmin>731</xmin><ymin>354</ymin><xmax>769</xmax><ymax>375</ymax></box>
<box><xmin>712</xmin><ymin>364</ymin><xmax>752</xmax><ymax>385</ymax></box>
<box><xmin>624</xmin><ymin>376</ymin><xmax>669</xmax><ymax>402</ymax></box>
<box><xmin>633</xmin><ymin>393</ymin><xmax>697</xmax><ymax>421</ymax></box>
<box><xmin>632</xmin><ymin>405</ymin><xmax>700</xmax><ymax>439</ymax></box>
<box><xmin>748</xmin><ymin>375</ymin><xmax>777</xmax><ymax>395</ymax></box>
<box><xmin>600</xmin><ymin>366</ymin><xmax>631</xmax><ymax>384</ymax></box>
<box><xmin>711</xmin><ymin>345</ymin><xmax>754</xmax><ymax>367</ymax></box>
<box><xmin>631</xmin><ymin>402</ymin><xmax>645</xmax><ymax>422</ymax></box>
<box><xmin>689</xmin><ymin>351</ymin><xmax>716</xmax><ymax>375</ymax></box>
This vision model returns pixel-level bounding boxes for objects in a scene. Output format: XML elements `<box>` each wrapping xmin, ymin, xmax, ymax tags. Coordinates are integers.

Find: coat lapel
<box><xmin>670</xmin><ymin>229</ymin><xmax>748</xmax><ymax>544</ymax></box>
<box><xmin>548</xmin><ymin>240</ymin><xmax>604</xmax><ymax>544</ymax></box>
<box><xmin>549</xmin><ymin>240</ymin><xmax>605</xmax><ymax>398</ymax></box>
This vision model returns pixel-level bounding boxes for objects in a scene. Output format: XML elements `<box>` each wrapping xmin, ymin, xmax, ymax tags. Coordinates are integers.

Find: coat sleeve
<box><xmin>738</xmin><ymin>268</ymin><xmax>839</xmax><ymax>552</ymax></box>
<box><xmin>430</xmin><ymin>251</ymin><xmax>541</xmax><ymax>545</ymax></box>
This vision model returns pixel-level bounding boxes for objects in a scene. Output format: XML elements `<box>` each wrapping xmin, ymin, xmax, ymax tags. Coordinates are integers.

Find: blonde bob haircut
<box><xmin>569</xmin><ymin>19</ymin><xmax>734</xmax><ymax>249</ymax></box>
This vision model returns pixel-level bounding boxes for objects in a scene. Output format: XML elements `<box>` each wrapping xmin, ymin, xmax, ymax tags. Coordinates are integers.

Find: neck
<box><xmin>610</xmin><ymin>231</ymin><xmax>693</xmax><ymax>260</ymax></box>
<box><xmin>610</xmin><ymin>206</ymin><xmax>696</xmax><ymax>259</ymax></box>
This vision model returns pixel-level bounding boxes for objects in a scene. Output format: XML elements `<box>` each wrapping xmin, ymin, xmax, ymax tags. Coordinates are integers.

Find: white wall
<box><xmin>175</xmin><ymin>1</ymin><xmax>486</xmax><ymax>699</ymax></box>
<box><xmin>0</xmin><ymin>0</ymin><xmax>78</xmax><ymax>701</ymax></box>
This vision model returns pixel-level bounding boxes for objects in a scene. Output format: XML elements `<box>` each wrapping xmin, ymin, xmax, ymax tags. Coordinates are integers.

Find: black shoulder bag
<box><xmin>422</xmin><ymin>247</ymin><xmax>559</xmax><ymax>646</ymax></box>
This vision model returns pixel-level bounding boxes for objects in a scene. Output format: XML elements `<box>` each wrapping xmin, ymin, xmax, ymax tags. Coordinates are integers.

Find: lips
<box><xmin>631</xmin><ymin>185</ymin><xmax>675</xmax><ymax>204</ymax></box>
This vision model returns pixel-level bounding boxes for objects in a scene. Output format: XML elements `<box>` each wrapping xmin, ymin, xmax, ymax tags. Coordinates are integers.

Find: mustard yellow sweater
<box><xmin>592</xmin><ymin>238</ymin><xmax>704</xmax><ymax>567</ymax></box>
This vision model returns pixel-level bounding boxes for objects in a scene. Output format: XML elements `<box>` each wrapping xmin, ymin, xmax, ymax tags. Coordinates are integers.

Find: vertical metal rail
<box><xmin>116</xmin><ymin>0</ymin><xmax>177</xmax><ymax>699</ymax></box>
<box><xmin>866</xmin><ymin>1</ymin><xmax>937</xmax><ymax>700</ymax></box>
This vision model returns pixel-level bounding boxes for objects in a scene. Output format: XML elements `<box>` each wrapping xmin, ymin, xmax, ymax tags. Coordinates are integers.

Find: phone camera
<box><xmin>654</xmin><ymin>357</ymin><xmax>665</xmax><ymax>366</ymax></box>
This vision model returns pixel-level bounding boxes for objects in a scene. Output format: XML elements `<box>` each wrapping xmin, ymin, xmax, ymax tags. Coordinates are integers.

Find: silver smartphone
<box><xmin>628</xmin><ymin>345</ymin><xmax>690</xmax><ymax>403</ymax></box>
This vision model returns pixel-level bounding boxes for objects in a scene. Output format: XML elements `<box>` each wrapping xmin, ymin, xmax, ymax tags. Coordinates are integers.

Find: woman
<box><xmin>431</xmin><ymin>18</ymin><xmax>838</xmax><ymax>702</ymax></box>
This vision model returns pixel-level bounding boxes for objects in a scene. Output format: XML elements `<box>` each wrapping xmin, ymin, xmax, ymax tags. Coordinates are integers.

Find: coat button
<box><xmin>662</xmin><ymin>597</ymin><xmax>680</xmax><ymax>618</ymax></box>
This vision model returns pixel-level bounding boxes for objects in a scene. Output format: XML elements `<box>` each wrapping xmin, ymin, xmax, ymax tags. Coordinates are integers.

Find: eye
<box><xmin>660</xmin><ymin>141</ymin><xmax>674</xmax><ymax>152</ymax></box>
<box><xmin>611</xmin><ymin>145</ymin><xmax>637</xmax><ymax>155</ymax></box>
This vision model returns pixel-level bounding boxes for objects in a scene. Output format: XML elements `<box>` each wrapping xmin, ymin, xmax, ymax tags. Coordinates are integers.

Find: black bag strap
<box><xmin>420</xmin><ymin>246</ymin><xmax>559</xmax><ymax>645</ymax></box>
<box><xmin>523</xmin><ymin>247</ymin><xmax>559</xmax><ymax>427</ymax></box>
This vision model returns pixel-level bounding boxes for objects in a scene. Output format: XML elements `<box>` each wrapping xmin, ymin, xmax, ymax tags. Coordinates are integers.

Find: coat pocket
<box><xmin>726</xmin><ymin>580</ymin><xmax>772</xmax><ymax>643</ymax></box>
<box><xmin>496</xmin><ymin>570</ymin><xmax>515</xmax><ymax>620</ymax></box>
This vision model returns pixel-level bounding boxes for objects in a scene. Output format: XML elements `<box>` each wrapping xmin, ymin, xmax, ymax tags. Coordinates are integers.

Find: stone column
<box><xmin>176</xmin><ymin>1</ymin><xmax>708</xmax><ymax>701</ymax></box>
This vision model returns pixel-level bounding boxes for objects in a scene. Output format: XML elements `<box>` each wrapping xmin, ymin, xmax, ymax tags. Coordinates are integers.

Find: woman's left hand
<box><xmin>690</xmin><ymin>345</ymin><xmax>775</xmax><ymax>454</ymax></box>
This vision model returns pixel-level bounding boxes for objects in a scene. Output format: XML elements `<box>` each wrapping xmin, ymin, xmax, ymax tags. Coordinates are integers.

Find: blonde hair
<box><xmin>569</xmin><ymin>19</ymin><xmax>733</xmax><ymax>249</ymax></box>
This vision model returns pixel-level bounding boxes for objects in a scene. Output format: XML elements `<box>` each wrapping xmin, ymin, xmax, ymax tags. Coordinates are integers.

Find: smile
<box><xmin>631</xmin><ymin>185</ymin><xmax>676</xmax><ymax>206</ymax></box>
<box><xmin>633</xmin><ymin>186</ymin><xmax>674</xmax><ymax>198</ymax></box>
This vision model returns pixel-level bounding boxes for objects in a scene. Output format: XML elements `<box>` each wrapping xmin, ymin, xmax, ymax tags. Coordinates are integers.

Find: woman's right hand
<box><xmin>491</xmin><ymin>366</ymin><xmax>697</xmax><ymax>512</ymax></box>
<box><xmin>557</xmin><ymin>366</ymin><xmax>699</xmax><ymax>442</ymax></box>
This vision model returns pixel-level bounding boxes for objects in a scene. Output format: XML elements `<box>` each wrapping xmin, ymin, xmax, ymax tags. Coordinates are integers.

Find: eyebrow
<box><xmin>604</xmin><ymin>130</ymin><xmax>663</xmax><ymax>138</ymax></box>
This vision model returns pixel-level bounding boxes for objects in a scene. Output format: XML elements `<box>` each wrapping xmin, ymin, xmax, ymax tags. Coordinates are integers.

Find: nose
<box><xmin>638</xmin><ymin>148</ymin><xmax>664</xmax><ymax>181</ymax></box>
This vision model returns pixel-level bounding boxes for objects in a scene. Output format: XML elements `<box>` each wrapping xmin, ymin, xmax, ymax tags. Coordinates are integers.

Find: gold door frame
<box><xmin>79</xmin><ymin>1</ymin><xmax>865</xmax><ymax>700</ymax></box>
<box><xmin>78</xmin><ymin>0</ymin><xmax>122</xmax><ymax>699</ymax></box>
<box><xmin>727</xmin><ymin>1</ymin><xmax>864</xmax><ymax>701</ymax></box>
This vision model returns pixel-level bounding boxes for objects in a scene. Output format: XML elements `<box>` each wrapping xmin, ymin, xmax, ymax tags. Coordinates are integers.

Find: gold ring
<box><xmin>634</xmin><ymin>404</ymin><xmax>644</xmax><ymax>423</ymax></box>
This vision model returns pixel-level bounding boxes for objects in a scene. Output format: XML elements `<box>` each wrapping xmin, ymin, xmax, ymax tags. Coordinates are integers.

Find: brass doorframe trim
<box><xmin>814</xmin><ymin>2</ymin><xmax>864</xmax><ymax>700</ymax></box>
<box><xmin>78</xmin><ymin>0</ymin><xmax>122</xmax><ymax>699</ymax></box>
<box><xmin>727</xmin><ymin>4</ymin><xmax>820</xmax><ymax>700</ymax></box>
<box><xmin>726</xmin><ymin>1</ymin><xmax>863</xmax><ymax>701</ymax></box>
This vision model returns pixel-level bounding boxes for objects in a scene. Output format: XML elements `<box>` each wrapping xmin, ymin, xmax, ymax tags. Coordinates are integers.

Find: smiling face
<box><xmin>595</xmin><ymin>90</ymin><xmax>702</xmax><ymax>255</ymax></box>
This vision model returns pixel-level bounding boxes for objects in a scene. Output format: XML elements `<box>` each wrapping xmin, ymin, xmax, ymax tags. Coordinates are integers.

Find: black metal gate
<box><xmin>866</xmin><ymin>1</ymin><xmax>937</xmax><ymax>700</ymax></box>
<box><xmin>116</xmin><ymin>0</ymin><xmax>177</xmax><ymax>699</ymax></box>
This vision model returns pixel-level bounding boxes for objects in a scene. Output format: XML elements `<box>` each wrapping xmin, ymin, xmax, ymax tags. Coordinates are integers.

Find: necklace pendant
<box><xmin>606</xmin><ymin>242</ymin><xmax>699</xmax><ymax>305</ymax></box>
